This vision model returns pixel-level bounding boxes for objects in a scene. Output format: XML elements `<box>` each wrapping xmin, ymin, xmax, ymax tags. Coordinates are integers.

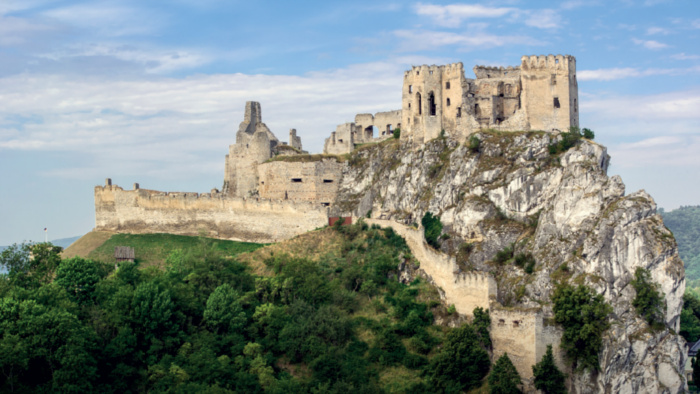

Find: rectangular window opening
<box><xmin>323</xmin><ymin>179</ymin><xmax>333</xmax><ymax>183</ymax></box>
<box><xmin>291</xmin><ymin>178</ymin><xmax>302</xmax><ymax>183</ymax></box>
<box><xmin>553</xmin><ymin>97</ymin><xmax>561</xmax><ymax>109</ymax></box>
<box><xmin>409</xmin><ymin>85</ymin><xmax>413</xmax><ymax>93</ymax></box>
<box><xmin>551</xmin><ymin>74</ymin><xmax>556</xmax><ymax>85</ymax></box>
<box><xmin>321</xmin><ymin>202</ymin><xmax>330</xmax><ymax>207</ymax></box>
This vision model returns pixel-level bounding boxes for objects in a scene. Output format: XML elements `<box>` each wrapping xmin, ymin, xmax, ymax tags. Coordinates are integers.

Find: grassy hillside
<box><xmin>87</xmin><ymin>233</ymin><xmax>263</xmax><ymax>268</ymax></box>
<box><xmin>661</xmin><ymin>206</ymin><xmax>700</xmax><ymax>282</ymax></box>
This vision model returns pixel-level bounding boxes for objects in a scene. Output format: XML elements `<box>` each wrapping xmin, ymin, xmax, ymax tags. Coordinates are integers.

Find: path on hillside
<box><xmin>365</xmin><ymin>219</ymin><xmax>495</xmax><ymax>317</ymax></box>
<box><xmin>62</xmin><ymin>231</ymin><xmax>114</xmax><ymax>259</ymax></box>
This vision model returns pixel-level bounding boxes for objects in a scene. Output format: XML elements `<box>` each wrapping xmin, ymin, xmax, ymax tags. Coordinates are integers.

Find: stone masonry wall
<box><xmin>257</xmin><ymin>159</ymin><xmax>344</xmax><ymax>204</ymax></box>
<box><xmin>95</xmin><ymin>182</ymin><xmax>328</xmax><ymax>243</ymax></box>
<box><xmin>365</xmin><ymin>219</ymin><xmax>495</xmax><ymax>317</ymax></box>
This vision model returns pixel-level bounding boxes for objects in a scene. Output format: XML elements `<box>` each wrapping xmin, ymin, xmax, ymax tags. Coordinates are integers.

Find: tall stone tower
<box><xmin>223</xmin><ymin>101</ymin><xmax>279</xmax><ymax>197</ymax></box>
<box><xmin>520</xmin><ymin>55</ymin><xmax>579</xmax><ymax>132</ymax></box>
<box><xmin>401</xmin><ymin>63</ymin><xmax>467</xmax><ymax>144</ymax></box>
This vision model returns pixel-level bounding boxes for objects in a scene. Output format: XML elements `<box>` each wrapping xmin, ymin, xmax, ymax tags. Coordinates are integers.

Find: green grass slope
<box><xmin>87</xmin><ymin>232</ymin><xmax>263</xmax><ymax>268</ymax></box>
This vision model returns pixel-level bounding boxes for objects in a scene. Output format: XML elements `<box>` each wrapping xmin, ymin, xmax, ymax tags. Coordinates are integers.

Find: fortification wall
<box><xmin>491</xmin><ymin>308</ymin><xmax>565</xmax><ymax>381</ymax></box>
<box><xmin>324</xmin><ymin>123</ymin><xmax>355</xmax><ymax>154</ymax></box>
<box><xmin>94</xmin><ymin>182</ymin><xmax>329</xmax><ymax>243</ymax></box>
<box><xmin>257</xmin><ymin>159</ymin><xmax>343</xmax><ymax>204</ymax></box>
<box><xmin>365</xmin><ymin>219</ymin><xmax>495</xmax><ymax>317</ymax></box>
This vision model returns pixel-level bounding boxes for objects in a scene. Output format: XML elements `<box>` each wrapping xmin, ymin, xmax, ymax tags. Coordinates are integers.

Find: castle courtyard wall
<box><xmin>95</xmin><ymin>183</ymin><xmax>328</xmax><ymax>243</ymax></box>
<box><xmin>257</xmin><ymin>159</ymin><xmax>344</xmax><ymax>204</ymax></box>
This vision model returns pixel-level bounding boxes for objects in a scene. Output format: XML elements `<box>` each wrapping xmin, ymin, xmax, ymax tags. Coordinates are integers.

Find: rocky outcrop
<box><xmin>333</xmin><ymin>132</ymin><xmax>686</xmax><ymax>393</ymax></box>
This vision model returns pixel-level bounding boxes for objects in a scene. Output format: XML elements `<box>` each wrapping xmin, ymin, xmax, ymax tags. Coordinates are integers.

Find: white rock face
<box><xmin>334</xmin><ymin>133</ymin><xmax>687</xmax><ymax>393</ymax></box>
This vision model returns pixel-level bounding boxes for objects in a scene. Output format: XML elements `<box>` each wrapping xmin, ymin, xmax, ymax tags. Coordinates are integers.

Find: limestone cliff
<box><xmin>332</xmin><ymin>132</ymin><xmax>686</xmax><ymax>393</ymax></box>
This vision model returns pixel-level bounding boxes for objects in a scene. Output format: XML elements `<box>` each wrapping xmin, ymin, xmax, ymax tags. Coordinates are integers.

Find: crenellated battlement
<box><xmin>472</xmin><ymin>65</ymin><xmax>521</xmax><ymax>79</ymax></box>
<box><xmin>520</xmin><ymin>54</ymin><xmax>575</xmax><ymax>72</ymax></box>
<box><xmin>403</xmin><ymin>62</ymin><xmax>464</xmax><ymax>78</ymax></box>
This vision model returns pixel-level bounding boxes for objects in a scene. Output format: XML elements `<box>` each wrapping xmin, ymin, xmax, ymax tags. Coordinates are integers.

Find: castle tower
<box><xmin>401</xmin><ymin>63</ymin><xmax>467</xmax><ymax>144</ymax></box>
<box><xmin>223</xmin><ymin>101</ymin><xmax>279</xmax><ymax>197</ymax></box>
<box><xmin>520</xmin><ymin>55</ymin><xmax>579</xmax><ymax>132</ymax></box>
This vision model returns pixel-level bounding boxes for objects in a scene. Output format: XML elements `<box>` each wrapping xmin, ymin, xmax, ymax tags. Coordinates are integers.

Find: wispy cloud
<box><xmin>671</xmin><ymin>53</ymin><xmax>700</xmax><ymax>60</ymax></box>
<box><xmin>579</xmin><ymin>66</ymin><xmax>700</xmax><ymax>81</ymax></box>
<box><xmin>42</xmin><ymin>2</ymin><xmax>164</xmax><ymax>37</ymax></box>
<box><xmin>393</xmin><ymin>29</ymin><xmax>544</xmax><ymax>51</ymax></box>
<box><xmin>38</xmin><ymin>43</ymin><xmax>211</xmax><ymax>74</ymax></box>
<box><xmin>414</xmin><ymin>3</ymin><xmax>514</xmax><ymax>28</ymax></box>
<box><xmin>632</xmin><ymin>38</ymin><xmax>669</xmax><ymax>50</ymax></box>
<box><xmin>646</xmin><ymin>26</ymin><xmax>669</xmax><ymax>35</ymax></box>
<box><xmin>523</xmin><ymin>9</ymin><xmax>562</xmax><ymax>29</ymax></box>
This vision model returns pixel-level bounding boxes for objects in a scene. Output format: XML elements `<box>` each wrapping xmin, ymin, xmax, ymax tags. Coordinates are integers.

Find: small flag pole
<box><xmin>44</xmin><ymin>228</ymin><xmax>47</xmax><ymax>243</ymax></box>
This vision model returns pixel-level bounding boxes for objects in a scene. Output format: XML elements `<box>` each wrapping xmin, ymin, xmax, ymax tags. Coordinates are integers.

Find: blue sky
<box><xmin>0</xmin><ymin>0</ymin><xmax>699</xmax><ymax>245</ymax></box>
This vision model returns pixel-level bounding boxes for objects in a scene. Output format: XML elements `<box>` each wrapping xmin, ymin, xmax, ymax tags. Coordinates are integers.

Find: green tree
<box><xmin>489</xmin><ymin>353</ymin><xmax>522</xmax><ymax>394</ymax></box>
<box><xmin>393</xmin><ymin>127</ymin><xmax>401</xmax><ymax>139</ymax></box>
<box><xmin>552</xmin><ymin>284</ymin><xmax>612</xmax><ymax>371</ymax></box>
<box><xmin>582</xmin><ymin>128</ymin><xmax>595</xmax><ymax>140</ymax></box>
<box><xmin>425</xmin><ymin>323</ymin><xmax>490</xmax><ymax>392</ymax></box>
<box><xmin>681</xmin><ymin>292</ymin><xmax>700</xmax><ymax>342</ymax></box>
<box><xmin>203</xmin><ymin>284</ymin><xmax>246</xmax><ymax>334</ymax></box>
<box><xmin>473</xmin><ymin>307</ymin><xmax>491</xmax><ymax>348</ymax></box>
<box><xmin>630</xmin><ymin>267</ymin><xmax>665</xmax><ymax>329</ymax></box>
<box><xmin>422</xmin><ymin>212</ymin><xmax>443</xmax><ymax>249</ymax></box>
<box><xmin>533</xmin><ymin>345</ymin><xmax>567</xmax><ymax>394</ymax></box>
<box><xmin>55</xmin><ymin>257</ymin><xmax>103</xmax><ymax>304</ymax></box>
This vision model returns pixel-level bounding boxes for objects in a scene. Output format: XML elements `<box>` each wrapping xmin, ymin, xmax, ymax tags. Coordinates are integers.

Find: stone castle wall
<box><xmin>95</xmin><ymin>181</ymin><xmax>328</xmax><ymax>243</ymax></box>
<box><xmin>490</xmin><ymin>308</ymin><xmax>564</xmax><ymax>381</ymax></box>
<box><xmin>365</xmin><ymin>218</ymin><xmax>496</xmax><ymax>317</ymax></box>
<box><xmin>257</xmin><ymin>159</ymin><xmax>344</xmax><ymax>204</ymax></box>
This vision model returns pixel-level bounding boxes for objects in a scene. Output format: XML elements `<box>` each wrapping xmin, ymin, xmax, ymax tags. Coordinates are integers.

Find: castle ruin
<box><xmin>95</xmin><ymin>54</ymin><xmax>579</xmax><ymax>384</ymax></box>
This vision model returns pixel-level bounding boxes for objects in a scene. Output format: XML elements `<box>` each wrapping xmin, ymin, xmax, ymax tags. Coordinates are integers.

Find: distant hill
<box><xmin>51</xmin><ymin>236</ymin><xmax>81</xmax><ymax>249</ymax></box>
<box><xmin>660</xmin><ymin>206</ymin><xmax>700</xmax><ymax>281</ymax></box>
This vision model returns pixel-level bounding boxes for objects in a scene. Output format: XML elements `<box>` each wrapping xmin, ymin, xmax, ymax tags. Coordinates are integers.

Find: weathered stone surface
<box><xmin>334</xmin><ymin>132</ymin><xmax>686</xmax><ymax>393</ymax></box>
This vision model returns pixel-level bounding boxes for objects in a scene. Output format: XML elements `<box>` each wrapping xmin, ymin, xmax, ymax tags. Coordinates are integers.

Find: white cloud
<box><xmin>39</xmin><ymin>43</ymin><xmax>211</xmax><ymax>74</ymax></box>
<box><xmin>393</xmin><ymin>29</ymin><xmax>544</xmax><ymax>51</ymax></box>
<box><xmin>42</xmin><ymin>2</ymin><xmax>163</xmax><ymax>37</ymax></box>
<box><xmin>523</xmin><ymin>9</ymin><xmax>562</xmax><ymax>29</ymax></box>
<box><xmin>578</xmin><ymin>66</ymin><xmax>700</xmax><ymax>81</ymax></box>
<box><xmin>0</xmin><ymin>16</ymin><xmax>57</xmax><ymax>45</ymax></box>
<box><xmin>671</xmin><ymin>53</ymin><xmax>700</xmax><ymax>60</ymax></box>
<box><xmin>414</xmin><ymin>3</ymin><xmax>514</xmax><ymax>28</ymax></box>
<box><xmin>632</xmin><ymin>38</ymin><xmax>669</xmax><ymax>50</ymax></box>
<box><xmin>0</xmin><ymin>62</ymin><xmax>407</xmax><ymax>181</ymax></box>
<box><xmin>646</xmin><ymin>26</ymin><xmax>669</xmax><ymax>35</ymax></box>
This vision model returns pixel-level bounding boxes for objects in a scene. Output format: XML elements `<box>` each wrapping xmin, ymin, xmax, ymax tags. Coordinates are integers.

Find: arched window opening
<box><xmin>417</xmin><ymin>92</ymin><xmax>422</xmax><ymax>115</ymax></box>
<box><xmin>475</xmin><ymin>103</ymin><xmax>480</xmax><ymax>117</ymax></box>
<box><xmin>386</xmin><ymin>124</ymin><xmax>392</xmax><ymax>134</ymax></box>
<box><xmin>409</xmin><ymin>85</ymin><xmax>413</xmax><ymax>93</ymax></box>
<box><xmin>364</xmin><ymin>126</ymin><xmax>374</xmax><ymax>140</ymax></box>
<box><xmin>446</xmin><ymin>98</ymin><xmax>451</xmax><ymax>107</ymax></box>
<box><xmin>428</xmin><ymin>92</ymin><xmax>436</xmax><ymax>116</ymax></box>
<box><xmin>457</xmin><ymin>107</ymin><xmax>462</xmax><ymax>118</ymax></box>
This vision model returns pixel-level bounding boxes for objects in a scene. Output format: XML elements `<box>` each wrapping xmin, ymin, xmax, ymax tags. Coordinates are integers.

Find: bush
<box><xmin>582</xmin><ymin>128</ymin><xmax>595</xmax><ymax>140</ymax></box>
<box><xmin>393</xmin><ymin>127</ymin><xmax>401</xmax><ymax>139</ymax></box>
<box><xmin>631</xmin><ymin>267</ymin><xmax>665</xmax><ymax>329</ymax></box>
<box><xmin>425</xmin><ymin>324</ymin><xmax>490</xmax><ymax>393</ymax></box>
<box><xmin>548</xmin><ymin>126</ymin><xmax>582</xmax><ymax>154</ymax></box>
<box><xmin>468</xmin><ymin>135</ymin><xmax>481</xmax><ymax>153</ymax></box>
<box><xmin>473</xmin><ymin>307</ymin><xmax>491</xmax><ymax>348</ymax></box>
<box><xmin>422</xmin><ymin>212</ymin><xmax>443</xmax><ymax>249</ymax></box>
<box><xmin>489</xmin><ymin>353</ymin><xmax>522</xmax><ymax>393</ymax></box>
<box><xmin>533</xmin><ymin>345</ymin><xmax>567</xmax><ymax>394</ymax></box>
<box><xmin>514</xmin><ymin>253</ymin><xmax>536</xmax><ymax>274</ymax></box>
<box><xmin>495</xmin><ymin>245</ymin><xmax>514</xmax><ymax>264</ymax></box>
<box><xmin>552</xmin><ymin>284</ymin><xmax>612</xmax><ymax>371</ymax></box>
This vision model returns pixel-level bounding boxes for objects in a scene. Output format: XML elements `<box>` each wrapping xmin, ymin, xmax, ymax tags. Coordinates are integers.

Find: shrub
<box><xmin>582</xmin><ymin>128</ymin><xmax>595</xmax><ymax>140</ymax></box>
<box><xmin>631</xmin><ymin>267</ymin><xmax>665</xmax><ymax>329</ymax></box>
<box><xmin>473</xmin><ymin>307</ymin><xmax>491</xmax><ymax>348</ymax></box>
<box><xmin>552</xmin><ymin>284</ymin><xmax>612</xmax><ymax>371</ymax></box>
<box><xmin>533</xmin><ymin>345</ymin><xmax>567</xmax><ymax>394</ymax></box>
<box><xmin>468</xmin><ymin>135</ymin><xmax>481</xmax><ymax>153</ymax></box>
<box><xmin>422</xmin><ymin>212</ymin><xmax>443</xmax><ymax>249</ymax></box>
<box><xmin>425</xmin><ymin>324</ymin><xmax>490</xmax><ymax>392</ymax></box>
<box><xmin>393</xmin><ymin>127</ymin><xmax>401</xmax><ymax>139</ymax></box>
<box><xmin>548</xmin><ymin>126</ymin><xmax>582</xmax><ymax>154</ymax></box>
<box><xmin>495</xmin><ymin>244</ymin><xmax>514</xmax><ymax>264</ymax></box>
<box><xmin>488</xmin><ymin>353</ymin><xmax>522</xmax><ymax>394</ymax></box>
<box><xmin>447</xmin><ymin>304</ymin><xmax>456</xmax><ymax>315</ymax></box>
<box><xmin>514</xmin><ymin>253</ymin><xmax>536</xmax><ymax>274</ymax></box>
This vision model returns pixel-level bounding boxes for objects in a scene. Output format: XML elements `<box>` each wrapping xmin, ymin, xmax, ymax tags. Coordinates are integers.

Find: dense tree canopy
<box><xmin>660</xmin><ymin>205</ymin><xmax>700</xmax><ymax>281</ymax></box>
<box><xmin>0</xmin><ymin>224</ymin><xmax>495</xmax><ymax>393</ymax></box>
